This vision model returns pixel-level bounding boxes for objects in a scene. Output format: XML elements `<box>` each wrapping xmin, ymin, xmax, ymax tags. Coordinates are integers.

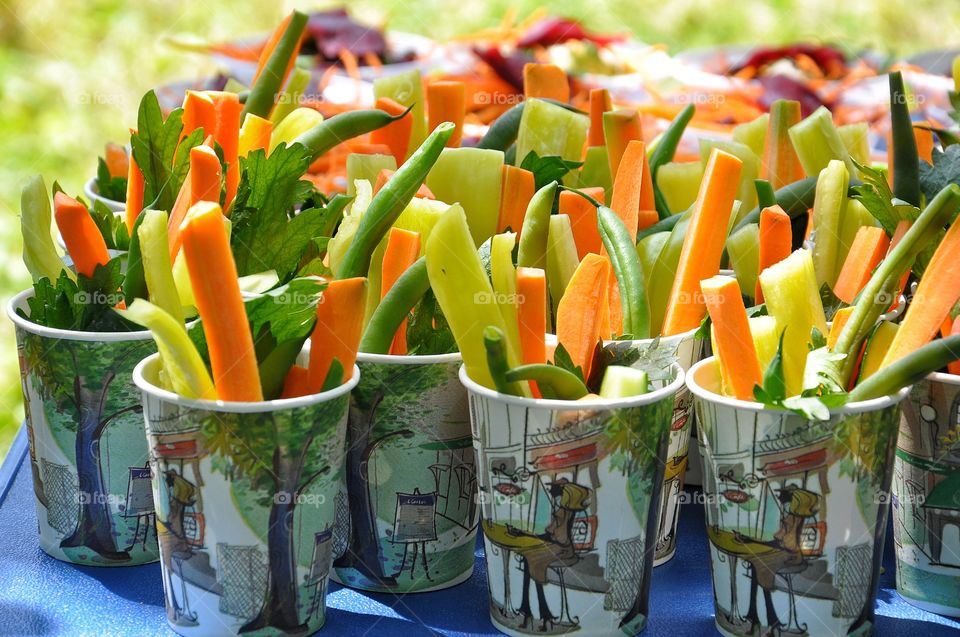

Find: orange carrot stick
<box><xmin>755</xmin><ymin>205</ymin><xmax>793</xmax><ymax>302</ymax></box>
<box><xmin>886</xmin><ymin>219</ymin><xmax>912</xmax><ymax>312</ymax></box>
<box><xmin>588</xmin><ymin>88</ymin><xmax>611</xmax><ymax>147</ymax></box>
<box><xmin>279</xmin><ymin>365</ymin><xmax>311</xmax><ymax>398</ymax></box>
<box><xmin>370</xmin><ymin>97</ymin><xmax>413</xmax><ymax>166</ymax></box>
<box><xmin>701</xmin><ymin>275</ymin><xmax>762</xmax><ymax>400</ymax></box>
<box><xmin>882</xmin><ymin>220</ymin><xmax>960</xmax><ymax>366</ymax></box>
<box><xmin>522</xmin><ymin>63</ymin><xmax>570</xmax><ymax>102</ymax></box>
<box><xmin>104</xmin><ymin>142</ymin><xmax>128</xmax><ymax>178</ymax></box>
<box><xmin>210</xmin><ymin>92</ymin><xmax>242</xmax><ymax>208</ymax></box>
<box><xmin>251</xmin><ymin>12</ymin><xmax>293</xmax><ymax>84</ymax></box>
<box><xmin>180</xmin><ymin>201</ymin><xmax>262</xmax><ymax>402</ymax></box>
<box><xmin>308</xmin><ymin>277</ymin><xmax>368</xmax><ymax>391</ymax></box>
<box><xmin>559</xmin><ymin>187</ymin><xmax>605</xmax><ymax>259</ymax></box>
<box><xmin>54</xmin><ymin>192</ymin><xmax>110</xmax><ymax>278</ymax></box>
<box><xmin>762</xmin><ymin>100</ymin><xmax>803</xmax><ymax>189</ymax></box>
<box><xmin>662</xmin><ymin>149</ymin><xmax>743</xmax><ymax>335</ymax></box>
<box><xmin>603</xmin><ymin>109</ymin><xmax>642</xmax><ymax>181</ymax></box>
<box><xmin>169</xmin><ymin>143</ymin><xmax>221</xmax><ymax>261</ymax></box>
<box><xmin>609</xmin><ymin>140</ymin><xmax>657</xmax><ymax>241</ymax></box>
<box><xmin>427</xmin><ymin>81</ymin><xmax>466</xmax><ymax>147</ymax></box>
<box><xmin>125</xmin><ymin>151</ymin><xmax>145</xmax><ymax>233</ymax></box>
<box><xmin>238</xmin><ymin>113</ymin><xmax>274</xmax><ymax>157</ymax></box>
<box><xmin>827</xmin><ymin>306</ymin><xmax>855</xmax><ymax>349</ymax></box>
<box><xmin>181</xmin><ymin>90</ymin><xmax>217</xmax><ymax>140</ymax></box>
<box><xmin>348</xmin><ymin>143</ymin><xmax>393</xmax><ymax>155</ymax></box>
<box><xmin>381</xmin><ymin>229</ymin><xmax>422</xmax><ymax>355</ymax></box>
<box><xmin>556</xmin><ymin>253</ymin><xmax>611</xmax><ymax>380</ymax></box>
<box><xmin>607</xmin><ymin>274</ymin><xmax>624</xmax><ymax>339</ymax></box>
<box><xmin>832</xmin><ymin>226</ymin><xmax>890</xmax><ymax>304</ymax></box>
<box><xmin>517</xmin><ymin>266</ymin><xmax>547</xmax><ymax>397</ymax></box>
<box><xmin>497</xmin><ymin>165</ymin><xmax>536</xmax><ymax>235</ymax></box>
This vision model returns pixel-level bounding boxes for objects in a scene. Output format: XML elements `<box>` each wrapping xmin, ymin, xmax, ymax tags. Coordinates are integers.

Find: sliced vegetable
<box><xmin>523</xmin><ymin>63</ymin><xmax>570</xmax><ymax>102</ymax></box>
<box><xmin>182</xmin><ymin>90</ymin><xmax>216</xmax><ymax>140</ymax></box>
<box><xmin>374</xmin><ymin>69</ymin><xmax>427</xmax><ymax>155</ymax></box>
<box><xmin>347</xmin><ymin>153</ymin><xmax>396</xmax><ymax>197</ymax></box>
<box><xmin>727</xmin><ymin>223</ymin><xmax>760</xmax><ymax>300</ymax></box>
<box><xmin>859</xmin><ymin>321</ymin><xmax>899</xmax><ymax>380</ymax></box>
<box><xmin>732</xmin><ymin>113</ymin><xmax>769</xmax><ymax>160</ymax></box>
<box><xmin>556</xmin><ymin>253</ymin><xmax>611</xmax><ymax>380</ymax></box>
<box><xmin>517</xmin><ymin>181</ymin><xmax>559</xmax><ymax>269</ymax></box>
<box><xmin>603</xmin><ymin>109</ymin><xmax>642</xmax><ymax>180</ymax></box>
<box><xmin>517</xmin><ymin>266</ymin><xmax>547</xmax><ymax>396</ymax></box>
<box><xmin>559</xmin><ymin>186</ymin><xmax>604</xmax><ymax>259</ymax></box>
<box><xmin>546</xmin><ymin>214</ymin><xmax>579</xmax><ymax>316</ymax></box>
<box><xmin>242</xmin><ymin>11</ymin><xmax>307</xmax><ymax>120</ymax></box>
<box><xmin>587</xmin><ymin>88</ymin><xmax>611</xmax><ymax>147</ymax></box>
<box><xmin>699</xmin><ymin>138</ymin><xmax>759</xmax><ymax>215</ymax></box>
<box><xmin>238</xmin><ymin>113</ymin><xmax>273</xmax><ymax>158</ymax></box>
<box><xmin>271</xmin><ymin>66</ymin><xmax>311</xmax><ymax>125</ymax></box>
<box><xmin>497</xmin><ymin>164</ymin><xmax>536</xmax><ymax>235</ymax></box>
<box><xmin>656</xmin><ymin>161</ymin><xmax>703</xmax><ymax>214</ymax></box>
<box><xmin>210</xmin><ymin>92</ymin><xmax>242</xmax><ymax>207</ymax></box>
<box><xmin>381</xmin><ymin>228</ymin><xmax>421</xmax><ymax>355</ymax></box>
<box><xmin>755</xmin><ymin>205</ymin><xmax>793</xmax><ymax>302</ymax></box>
<box><xmin>599</xmin><ymin>366</ymin><xmax>648</xmax><ymax>398</ymax></box>
<box><xmin>762</xmin><ymin>99</ymin><xmax>803</xmax><ymax>189</ymax></box>
<box><xmin>701</xmin><ymin>275</ymin><xmax>762</xmax><ymax>400</ymax></box>
<box><xmin>54</xmin><ymin>192</ymin><xmax>110</xmax><ymax>278</ymax></box>
<box><xmin>837</xmin><ymin>122</ymin><xmax>870</xmax><ymax>167</ymax></box>
<box><xmin>427</xmin><ymin>81</ymin><xmax>466</xmax><ymax>147</ymax></box>
<box><xmin>516</xmin><ymin>99</ymin><xmax>589</xmax><ymax>184</ymax></box>
<box><xmin>21</xmin><ymin>176</ymin><xmax>70</xmax><ymax>283</ymax></box>
<box><xmin>138</xmin><ymin>210</ymin><xmax>182</xmax><ymax>323</ymax></box>
<box><xmin>788</xmin><ymin>105</ymin><xmax>854</xmax><ymax>177</ymax></box>
<box><xmin>270</xmin><ymin>107</ymin><xmax>324</xmax><ymax>152</ymax></box>
<box><xmin>610</xmin><ymin>140</ymin><xmax>656</xmax><ymax>239</ymax></box>
<box><xmin>370</xmin><ymin>97</ymin><xmax>413</xmax><ymax>165</ymax></box>
<box><xmin>810</xmin><ymin>159</ymin><xmax>849</xmax><ymax>288</ymax></box>
<box><xmin>833</xmin><ymin>226</ymin><xmax>890</xmax><ymax>304</ymax></box>
<box><xmin>308</xmin><ymin>277</ymin><xmax>367</xmax><ymax>390</ymax></box>
<box><xmin>425</xmin><ymin>147</ymin><xmax>503</xmax><ymax>245</ymax></box>
<box><xmin>491</xmin><ymin>232</ymin><xmax>523</xmax><ymax>365</ymax></box>
<box><xmin>125</xmin><ymin>152</ymin><xmax>145</xmax><ymax>233</ymax></box>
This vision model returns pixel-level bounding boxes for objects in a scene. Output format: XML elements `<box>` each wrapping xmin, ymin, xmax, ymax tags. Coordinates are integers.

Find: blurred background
<box><xmin>1</xmin><ymin>0</ymin><xmax>958</xmax><ymax>458</ymax></box>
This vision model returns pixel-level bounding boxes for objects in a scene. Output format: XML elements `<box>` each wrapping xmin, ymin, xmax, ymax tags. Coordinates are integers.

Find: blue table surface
<box><xmin>1</xmin><ymin>425</ymin><xmax>958</xmax><ymax>637</ymax></box>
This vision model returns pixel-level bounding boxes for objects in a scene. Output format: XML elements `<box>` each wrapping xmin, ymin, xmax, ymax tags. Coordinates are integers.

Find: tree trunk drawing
<box><xmin>60</xmin><ymin>374</ymin><xmax>130</xmax><ymax>561</ymax></box>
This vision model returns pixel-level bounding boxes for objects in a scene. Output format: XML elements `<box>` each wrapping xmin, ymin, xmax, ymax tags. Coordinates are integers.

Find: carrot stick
<box><xmin>607</xmin><ymin>274</ymin><xmax>624</xmax><ymax>338</ymax></box>
<box><xmin>497</xmin><ymin>165</ymin><xmax>536</xmax><ymax>235</ymax></box>
<box><xmin>427</xmin><ymin>81</ymin><xmax>466</xmax><ymax>147</ymax></box>
<box><xmin>516</xmin><ymin>266</ymin><xmax>547</xmax><ymax>397</ymax></box>
<box><xmin>662</xmin><ymin>149</ymin><xmax>743</xmax><ymax>335</ymax></box>
<box><xmin>181</xmin><ymin>90</ymin><xmax>217</xmax><ymax>140</ymax></box>
<box><xmin>832</xmin><ymin>226</ymin><xmax>890</xmax><ymax>304</ymax></box>
<box><xmin>238</xmin><ymin>113</ymin><xmax>274</xmax><ymax>157</ymax></box>
<box><xmin>180</xmin><ymin>201</ymin><xmax>262</xmax><ymax>402</ymax></box>
<box><xmin>374</xmin><ymin>169</ymin><xmax>435</xmax><ymax>199</ymax></box>
<box><xmin>588</xmin><ymin>88</ymin><xmax>611</xmax><ymax>147</ymax></box>
<box><xmin>701</xmin><ymin>275</ymin><xmax>762</xmax><ymax>399</ymax></box>
<box><xmin>381</xmin><ymin>229</ymin><xmax>422</xmax><ymax>355</ymax></box>
<box><xmin>104</xmin><ymin>142</ymin><xmax>128</xmax><ymax>178</ymax></box>
<box><xmin>603</xmin><ymin>109</ymin><xmax>642</xmax><ymax>180</ymax></box>
<box><xmin>914</xmin><ymin>124</ymin><xmax>934</xmax><ymax>163</ymax></box>
<box><xmin>609</xmin><ymin>140</ymin><xmax>656</xmax><ymax>241</ymax></box>
<box><xmin>886</xmin><ymin>219</ymin><xmax>912</xmax><ymax>312</ymax></box>
<box><xmin>54</xmin><ymin>192</ymin><xmax>110</xmax><ymax>278</ymax></box>
<box><xmin>125</xmin><ymin>150</ymin><xmax>145</xmax><ymax>233</ymax></box>
<box><xmin>279</xmin><ymin>365</ymin><xmax>311</xmax><ymax>398</ymax></box>
<box><xmin>522</xmin><ymin>63</ymin><xmax>570</xmax><ymax>102</ymax></box>
<box><xmin>210</xmin><ymin>92</ymin><xmax>242</xmax><ymax>208</ymax></box>
<box><xmin>348</xmin><ymin>143</ymin><xmax>392</xmax><ymax>155</ymax></box>
<box><xmin>251</xmin><ymin>12</ymin><xmax>293</xmax><ymax>84</ymax></box>
<box><xmin>559</xmin><ymin>187</ymin><xmax>605</xmax><ymax>259</ymax></box>
<box><xmin>308</xmin><ymin>277</ymin><xmax>368</xmax><ymax>391</ymax></box>
<box><xmin>827</xmin><ymin>306</ymin><xmax>855</xmax><ymax>349</ymax></box>
<box><xmin>762</xmin><ymin>100</ymin><xmax>803</xmax><ymax>189</ymax></box>
<box><xmin>556</xmin><ymin>253</ymin><xmax>611</xmax><ymax>380</ymax></box>
<box><xmin>948</xmin><ymin>316</ymin><xmax>960</xmax><ymax>376</ymax></box>
<box><xmin>169</xmin><ymin>144</ymin><xmax>221</xmax><ymax>261</ymax></box>
<box><xmin>370</xmin><ymin>97</ymin><xmax>413</xmax><ymax>165</ymax></box>
<box><xmin>755</xmin><ymin>205</ymin><xmax>793</xmax><ymax>302</ymax></box>
<box><xmin>882</xmin><ymin>220</ymin><xmax>960</xmax><ymax>366</ymax></box>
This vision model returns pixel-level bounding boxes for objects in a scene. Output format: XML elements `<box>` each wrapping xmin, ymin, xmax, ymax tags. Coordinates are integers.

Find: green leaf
<box><xmin>819</xmin><ymin>282</ymin><xmax>845</xmax><ymax>322</ymax></box>
<box><xmin>245</xmin><ymin>278</ymin><xmax>326</xmax><ymax>344</ymax></box>
<box><xmin>95</xmin><ymin>157</ymin><xmax>127</xmax><ymax>203</ymax></box>
<box><xmin>130</xmin><ymin>91</ymin><xmax>200</xmax><ymax>212</ymax></box>
<box><xmin>520</xmin><ymin>150</ymin><xmax>584</xmax><ymax>190</ymax></box>
<box><xmin>810</xmin><ymin>326</ymin><xmax>827</xmax><ymax>350</ymax></box>
<box><xmin>851</xmin><ymin>160</ymin><xmax>902</xmax><ymax>235</ymax></box>
<box><xmin>21</xmin><ymin>259</ymin><xmax>134</xmax><ymax>332</ymax></box>
<box><xmin>405</xmin><ymin>289</ymin><xmax>457</xmax><ymax>356</ymax></box>
<box><xmin>760</xmin><ymin>331</ymin><xmax>788</xmax><ymax>402</ymax></box>
<box><xmin>89</xmin><ymin>199</ymin><xmax>129</xmax><ymax>251</ymax></box>
<box><xmin>552</xmin><ymin>342</ymin><xmax>585</xmax><ymax>384</ymax></box>
<box><xmin>920</xmin><ymin>145</ymin><xmax>960</xmax><ymax>210</ymax></box>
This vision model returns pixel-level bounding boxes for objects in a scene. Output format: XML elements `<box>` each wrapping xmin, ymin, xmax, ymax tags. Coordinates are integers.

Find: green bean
<box><xmin>241</xmin><ymin>11</ymin><xmax>308</xmax><ymax>120</ymax></box>
<box><xmin>504</xmin><ymin>364</ymin><xmax>589</xmax><ymax>400</ymax></box>
<box><xmin>849</xmin><ymin>335</ymin><xmax>960</xmax><ymax>401</ymax></box>
<box><xmin>259</xmin><ymin>336</ymin><xmax>308</xmax><ymax>399</ymax></box>
<box><xmin>754</xmin><ymin>179</ymin><xmax>777</xmax><ymax>209</ymax></box>
<box><xmin>649</xmin><ymin>104</ymin><xmax>695</xmax><ymax>219</ymax></box>
<box><xmin>889</xmin><ymin>71</ymin><xmax>921</xmax><ymax>207</ymax></box>
<box><xmin>359</xmin><ymin>257</ymin><xmax>429</xmax><ymax>354</ymax></box>
<box><xmin>293</xmin><ymin>106</ymin><xmax>413</xmax><ymax>162</ymax></box>
<box><xmin>484</xmin><ymin>326</ymin><xmax>523</xmax><ymax>395</ymax></box>
<box><xmin>336</xmin><ymin>122</ymin><xmax>454</xmax><ymax>279</ymax></box>
<box><xmin>517</xmin><ymin>181</ymin><xmax>558</xmax><ymax>269</ymax></box>
<box><xmin>598</xmin><ymin>206</ymin><xmax>650</xmax><ymax>338</ymax></box>
<box><xmin>475</xmin><ymin>99</ymin><xmax>585</xmax><ymax>151</ymax></box>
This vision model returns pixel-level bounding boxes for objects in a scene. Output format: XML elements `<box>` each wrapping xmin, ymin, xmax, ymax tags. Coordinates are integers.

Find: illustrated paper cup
<box><xmin>462</xmin><ymin>363</ymin><xmax>684</xmax><ymax>637</ymax></box>
<box><xmin>606</xmin><ymin>327</ymin><xmax>703</xmax><ymax>565</ymax></box>
<box><xmin>134</xmin><ymin>353</ymin><xmax>357</xmax><ymax>637</ymax></box>
<box><xmin>332</xmin><ymin>351</ymin><xmax>478</xmax><ymax>593</ymax></box>
<box><xmin>893</xmin><ymin>371</ymin><xmax>960</xmax><ymax>617</ymax></box>
<box><xmin>8</xmin><ymin>289</ymin><xmax>158</xmax><ymax>566</ymax></box>
<box><xmin>689</xmin><ymin>357</ymin><xmax>908</xmax><ymax>637</ymax></box>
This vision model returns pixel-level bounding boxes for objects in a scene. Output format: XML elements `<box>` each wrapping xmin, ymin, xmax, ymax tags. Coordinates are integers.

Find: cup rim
<box><xmin>925</xmin><ymin>370</ymin><xmax>960</xmax><ymax>386</ymax></box>
<box><xmin>602</xmin><ymin>325</ymin><xmax>699</xmax><ymax>347</ymax></box>
<box><xmin>687</xmin><ymin>356</ymin><xmax>911</xmax><ymax>415</ymax></box>
<box><xmin>133</xmin><ymin>352</ymin><xmax>360</xmax><ymax>413</ymax></box>
<box><xmin>458</xmin><ymin>362</ymin><xmax>685</xmax><ymax>410</ymax></box>
<box><xmin>7</xmin><ymin>288</ymin><xmax>152</xmax><ymax>342</ymax></box>
<box><xmin>357</xmin><ymin>350</ymin><xmax>462</xmax><ymax>365</ymax></box>
<box><xmin>83</xmin><ymin>176</ymin><xmax>125</xmax><ymax>208</ymax></box>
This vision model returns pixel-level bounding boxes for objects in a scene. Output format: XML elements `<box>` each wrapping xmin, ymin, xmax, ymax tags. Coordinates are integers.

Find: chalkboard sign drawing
<box><xmin>392</xmin><ymin>489</ymin><xmax>438</xmax><ymax>581</ymax></box>
<box><xmin>122</xmin><ymin>465</ymin><xmax>156</xmax><ymax>552</ymax></box>
<box><xmin>305</xmin><ymin>529</ymin><xmax>334</xmax><ymax>623</ymax></box>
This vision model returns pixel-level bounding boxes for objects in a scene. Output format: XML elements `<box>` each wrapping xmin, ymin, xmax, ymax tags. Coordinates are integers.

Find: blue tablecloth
<box><xmin>0</xmin><ymin>424</ymin><xmax>957</xmax><ymax>636</ymax></box>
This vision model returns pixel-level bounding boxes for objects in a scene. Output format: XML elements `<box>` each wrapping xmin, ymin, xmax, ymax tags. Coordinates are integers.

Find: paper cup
<box><xmin>83</xmin><ymin>176</ymin><xmax>125</xmax><ymax>213</ymax></box>
<box><xmin>462</xmin><ymin>363</ymin><xmax>684</xmax><ymax>637</ymax></box>
<box><xmin>7</xmin><ymin>288</ymin><xmax>158</xmax><ymax>566</ymax></box>
<box><xmin>134</xmin><ymin>353</ymin><xmax>357</xmax><ymax>636</ymax></box>
<box><xmin>689</xmin><ymin>357</ymin><xmax>908</xmax><ymax>637</ymax></box>
<box><xmin>331</xmin><ymin>351</ymin><xmax>478</xmax><ymax>593</ymax></box>
<box><xmin>893</xmin><ymin>371</ymin><xmax>960</xmax><ymax>617</ymax></box>
<box><xmin>606</xmin><ymin>327</ymin><xmax>703</xmax><ymax>565</ymax></box>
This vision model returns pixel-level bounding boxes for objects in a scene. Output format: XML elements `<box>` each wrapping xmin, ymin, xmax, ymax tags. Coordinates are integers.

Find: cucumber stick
<box><xmin>374</xmin><ymin>70</ymin><xmax>426</xmax><ymax>154</ymax></box>
<box><xmin>426</xmin><ymin>147</ymin><xmax>503</xmax><ymax>245</ymax></box>
<box><xmin>546</xmin><ymin>214</ymin><xmax>579</xmax><ymax>316</ymax></box>
<box><xmin>732</xmin><ymin>113</ymin><xmax>769</xmax><ymax>160</ymax></box>
<box><xmin>726</xmin><ymin>223</ymin><xmax>760</xmax><ymax>300</ymax></box>
<box><xmin>758</xmin><ymin>248</ymin><xmax>828</xmax><ymax>396</ymax></box>
<box><xmin>490</xmin><ymin>232</ymin><xmax>524</xmax><ymax>365</ymax></box>
<box><xmin>599</xmin><ymin>365</ymin><xmax>649</xmax><ymax>398</ymax></box>
<box><xmin>516</xmin><ymin>98</ymin><xmax>589</xmax><ymax>185</ymax></box>
<box><xmin>637</xmin><ymin>231</ymin><xmax>670</xmax><ymax>293</ymax></box>
<box><xmin>579</xmin><ymin>145</ymin><xmax>613</xmax><ymax>193</ymax></box>
<box><xmin>657</xmin><ymin>161</ymin><xmax>703</xmax><ymax>214</ymax></box>
<box><xmin>788</xmin><ymin>106</ymin><xmax>855</xmax><ymax>177</ymax></box>
<box><xmin>811</xmin><ymin>159</ymin><xmax>849</xmax><ymax>288</ymax></box>
<box><xmin>837</xmin><ymin>123</ymin><xmax>871</xmax><ymax>167</ymax></box>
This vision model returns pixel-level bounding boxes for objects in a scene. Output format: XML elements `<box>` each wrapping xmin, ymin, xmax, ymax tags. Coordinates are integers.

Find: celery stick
<box><xmin>426</xmin><ymin>147</ymin><xmax>503</xmax><ymax>245</ymax></box>
<box><xmin>838</xmin><ymin>122</ymin><xmax>871</xmax><ymax>167</ymax></box>
<box><xmin>491</xmin><ymin>232</ymin><xmax>523</xmax><ymax>365</ymax></box>
<box><xmin>732</xmin><ymin>113</ymin><xmax>769</xmax><ymax>160</ymax></box>
<box><xmin>138</xmin><ymin>209</ymin><xmax>183</xmax><ymax>323</ymax></box>
<box><xmin>657</xmin><ymin>161</ymin><xmax>703</xmax><ymax>214</ymax></box>
<box><xmin>546</xmin><ymin>214</ymin><xmax>579</xmax><ymax>316</ymax></box>
<box><xmin>271</xmin><ymin>67</ymin><xmax>311</xmax><ymax>125</ymax></box>
<box><xmin>637</xmin><ymin>231</ymin><xmax>670</xmax><ymax>293</ymax></box>
<box><xmin>749</xmin><ymin>315</ymin><xmax>780</xmax><ymax>373</ymax></box>
<box><xmin>328</xmin><ymin>179</ymin><xmax>373</xmax><ymax>276</ymax></box>
<box><xmin>374</xmin><ymin>69</ymin><xmax>427</xmax><ymax>154</ymax></box>
<box><xmin>516</xmin><ymin>98</ymin><xmax>589</xmax><ymax>185</ymax></box>
<box><xmin>599</xmin><ymin>365</ymin><xmax>648</xmax><ymax>398</ymax></box>
<box><xmin>859</xmin><ymin>321</ymin><xmax>899</xmax><ymax>380</ymax></box>
<box><xmin>699</xmin><ymin>138</ymin><xmax>759</xmax><ymax>212</ymax></box>
<box><xmin>726</xmin><ymin>223</ymin><xmax>760</xmax><ymax>300</ymax></box>
<box><xmin>269</xmin><ymin>107</ymin><xmax>324</xmax><ymax>152</ymax></box>
<box><xmin>788</xmin><ymin>106</ymin><xmax>854</xmax><ymax>177</ymax></box>
<box><xmin>647</xmin><ymin>208</ymin><xmax>693</xmax><ymax>335</ymax></box>
<box><xmin>346</xmin><ymin>153</ymin><xmax>396</xmax><ymax>197</ymax></box>
<box><xmin>21</xmin><ymin>175</ymin><xmax>71</xmax><ymax>283</ymax></box>
<box><xmin>579</xmin><ymin>145</ymin><xmax>612</xmax><ymax>193</ymax></box>
<box><xmin>709</xmin><ymin>324</ymin><xmax>732</xmax><ymax>396</ymax></box>
<box><xmin>835</xmin><ymin>198</ymin><xmax>877</xmax><ymax>273</ymax></box>
<box><xmin>117</xmin><ymin>299</ymin><xmax>215</xmax><ymax>399</ymax></box>
<box><xmin>758</xmin><ymin>248</ymin><xmax>828</xmax><ymax>396</ymax></box>
<box><xmin>811</xmin><ymin>160</ymin><xmax>849</xmax><ymax>288</ymax></box>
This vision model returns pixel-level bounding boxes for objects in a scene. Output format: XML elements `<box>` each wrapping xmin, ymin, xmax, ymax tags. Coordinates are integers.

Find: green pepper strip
<box><xmin>475</xmin><ymin>99</ymin><xmax>586</xmax><ymax>152</ymax></box>
<box><xmin>889</xmin><ymin>71</ymin><xmax>921</xmax><ymax>208</ymax></box>
<box><xmin>337</xmin><ymin>122</ymin><xmax>454</xmax><ymax>279</ymax></box>
<box><xmin>484</xmin><ymin>326</ymin><xmax>524</xmax><ymax>395</ymax></box>
<box><xmin>359</xmin><ymin>257</ymin><xmax>429</xmax><ymax>354</ymax></box>
<box><xmin>597</xmin><ymin>206</ymin><xmax>650</xmax><ymax>338</ymax></box>
<box><xmin>649</xmin><ymin>104</ymin><xmax>695</xmax><ymax>219</ymax></box>
<box><xmin>241</xmin><ymin>11</ymin><xmax>308</xmax><ymax>120</ymax></box>
<box><xmin>754</xmin><ymin>179</ymin><xmax>777</xmax><ymax>209</ymax></box>
<box><xmin>504</xmin><ymin>364</ymin><xmax>589</xmax><ymax>400</ymax></box>
<box><xmin>292</xmin><ymin>106</ymin><xmax>414</xmax><ymax>162</ymax></box>
<box><xmin>517</xmin><ymin>181</ymin><xmax>558</xmax><ymax>269</ymax></box>
<box><xmin>849</xmin><ymin>335</ymin><xmax>960</xmax><ymax>401</ymax></box>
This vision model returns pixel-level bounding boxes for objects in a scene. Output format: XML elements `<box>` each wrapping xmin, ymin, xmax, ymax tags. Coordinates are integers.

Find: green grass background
<box><xmin>0</xmin><ymin>0</ymin><xmax>957</xmax><ymax>459</ymax></box>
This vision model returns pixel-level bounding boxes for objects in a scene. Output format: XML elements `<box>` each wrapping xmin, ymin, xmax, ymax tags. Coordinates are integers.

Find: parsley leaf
<box><xmin>89</xmin><ymin>199</ymin><xmax>130</xmax><ymax>251</ymax></box>
<box><xmin>95</xmin><ymin>157</ymin><xmax>127</xmax><ymax>203</ymax></box>
<box><xmin>21</xmin><ymin>260</ymin><xmax>135</xmax><ymax>332</ymax></box>
<box><xmin>405</xmin><ymin>289</ymin><xmax>457</xmax><ymax>356</ymax></box>
<box><xmin>553</xmin><ymin>342</ymin><xmax>586</xmax><ymax>384</ymax></box>
<box><xmin>920</xmin><ymin>145</ymin><xmax>960</xmax><ymax>209</ymax></box>
<box><xmin>520</xmin><ymin>151</ymin><xmax>583</xmax><ymax>190</ymax></box>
